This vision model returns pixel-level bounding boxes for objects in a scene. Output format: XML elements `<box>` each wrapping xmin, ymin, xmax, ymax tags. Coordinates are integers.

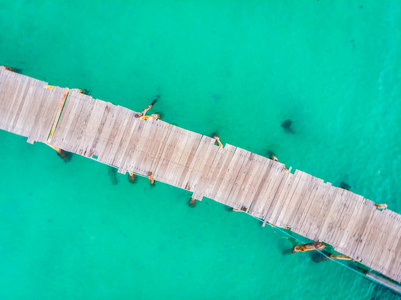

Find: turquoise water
<box><xmin>1</xmin><ymin>0</ymin><xmax>401</xmax><ymax>299</ymax></box>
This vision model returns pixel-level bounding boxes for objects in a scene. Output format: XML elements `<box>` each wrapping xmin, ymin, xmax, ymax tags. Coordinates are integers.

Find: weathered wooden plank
<box><xmin>295</xmin><ymin>178</ymin><xmax>326</xmax><ymax>235</ymax></box>
<box><xmin>367</xmin><ymin>215</ymin><xmax>393</xmax><ymax>273</ymax></box>
<box><xmin>134</xmin><ymin>120</ymin><xmax>171</xmax><ymax>176</ymax></box>
<box><xmin>386</xmin><ymin>217</ymin><xmax>401</xmax><ymax>281</ymax></box>
<box><xmin>356</xmin><ymin>209</ymin><xmax>390</xmax><ymax>266</ymax></box>
<box><xmin>302</xmin><ymin>182</ymin><xmax>332</xmax><ymax>239</ymax></box>
<box><xmin>321</xmin><ymin>189</ymin><xmax>354</xmax><ymax>245</ymax></box>
<box><xmin>86</xmin><ymin>102</ymin><xmax>118</xmax><ymax>160</ymax></box>
<box><xmin>248</xmin><ymin>162</ymin><xmax>282</xmax><ymax>219</ymax></box>
<box><xmin>247</xmin><ymin>159</ymin><xmax>275</xmax><ymax>218</ymax></box>
<box><xmin>26</xmin><ymin>86</ymin><xmax>48</xmax><ymax>143</ymax></box>
<box><xmin>329</xmin><ymin>192</ymin><xmax>360</xmax><ymax>249</ymax></box>
<box><xmin>182</xmin><ymin>135</ymin><xmax>213</xmax><ymax>189</ymax></box>
<box><xmin>371</xmin><ymin>212</ymin><xmax>399</xmax><ymax>273</ymax></box>
<box><xmin>181</xmin><ymin>136</ymin><xmax>216</xmax><ymax>191</ymax></box>
<box><xmin>78</xmin><ymin>100</ymin><xmax>111</xmax><ymax>158</ymax></box>
<box><xmin>277</xmin><ymin>171</ymin><xmax>310</xmax><ymax>228</ymax></box>
<box><xmin>51</xmin><ymin>90</ymin><xmax>82</xmax><ymax>150</ymax></box>
<box><xmin>189</xmin><ymin>141</ymin><xmax>220</xmax><ymax>200</ymax></box>
<box><xmin>112</xmin><ymin>111</ymin><xmax>142</xmax><ymax>171</ymax></box>
<box><xmin>125</xmin><ymin>118</ymin><xmax>155</xmax><ymax>174</ymax></box>
<box><xmin>8</xmin><ymin>76</ymin><xmax>31</xmax><ymax>132</ymax></box>
<box><xmin>62</xmin><ymin>92</ymin><xmax>88</xmax><ymax>151</ymax></box>
<box><xmin>174</xmin><ymin>132</ymin><xmax>202</xmax><ymax>188</ymax></box>
<box><xmin>226</xmin><ymin>152</ymin><xmax>258</xmax><ymax>210</ymax></box>
<box><xmin>316</xmin><ymin>188</ymin><xmax>346</xmax><ymax>244</ymax></box>
<box><xmin>343</xmin><ymin>198</ymin><xmax>375</xmax><ymax>260</ymax></box>
<box><xmin>11</xmin><ymin>80</ymin><xmax>42</xmax><ymax>136</ymax></box>
<box><xmin>26</xmin><ymin>86</ymin><xmax>47</xmax><ymax>143</ymax></box>
<box><xmin>49</xmin><ymin>89</ymin><xmax>74</xmax><ymax>146</ymax></box>
<box><xmin>68</xmin><ymin>93</ymin><xmax>98</xmax><ymax>153</ymax></box>
<box><xmin>22</xmin><ymin>83</ymin><xmax>50</xmax><ymax>140</ymax></box>
<box><xmin>15</xmin><ymin>81</ymin><xmax>46</xmax><ymax>138</ymax></box>
<box><xmin>166</xmin><ymin>131</ymin><xmax>198</xmax><ymax>186</ymax></box>
<box><xmin>152</xmin><ymin>126</ymin><xmax>181</xmax><ymax>182</ymax></box>
<box><xmin>267</xmin><ymin>171</ymin><xmax>295</xmax><ymax>226</ymax></box>
<box><xmin>277</xmin><ymin>174</ymin><xmax>316</xmax><ymax>231</ymax></box>
<box><xmin>42</xmin><ymin>87</ymin><xmax>68</xmax><ymax>142</ymax></box>
<box><xmin>101</xmin><ymin>106</ymin><xmax>137</xmax><ymax>166</ymax></box>
<box><xmin>148</xmin><ymin>124</ymin><xmax>175</xmax><ymax>177</ymax></box>
<box><xmin>73</xmin><ymin>97</ymin><xmax>100</xmax><ymax>156</ymax></box>
<box><xmin>129</xmin><ymin>119</ymin><xmax>170</xmax><ymax>176</ymax></box>
<box><xmin>261</xmin><ymin>168</ymin><xmax>291</xmax><ymax>224</ymax></box>
<box><xmin>215</xmin><ymin>147</ymin><xmax>249</xmax><ymax>205</ymax></box>
<box><xmin>1</xmin><ymin>71</ymin><xmax>29</xmax><ymax>130</ymax></box>
<box><xmin>211</xmin><ymin>148</ymin><xmax>241</xmax><ymax>203</ymax></box>
<box><xmin>118</xmin><ymin>118</ymin><xmax>146</xmax><ymax>174</ymax></box>
<box><xmin>291</xmin><ymin>177</ymin><xmax>324</xmax><ymax>234</ymax></box>
<box><xmin>234</xmin><ymin>154</ymin><xmax>270</xmax><ymax>212</ymax></box>
<box><xmin>46</xmin><ymin>87</ymin><xmax>69</xmax><ymax>144</ymax></box>
<box><xmin>375</xmin><ymin>212</ymin><xmax>401</xmax><ymax>274</ymax></box>
<box><xmin>63</xmin><ymin>93</ymin><xmax>95</xmax><ymax>153</ymax></box>
<box><xmin>355</xmin><ymin>207</ymin><xmax>385</xmax><ymax>262</ymax></box>
<box><xmin>91</xmin><ymin>103</ymin><xmax>122</xmax><ymax>162</ymax></box>
<box><xmin>335</xmin><ymin>194</ymin><xmax>365</xmax><ymax>254</ymax></box>
<box><xmin>273</xmin><ymin>170</ymin><xmax>304</xmax><ymax>228</ymax></box>
<box><xmin>349</xmin><ymin>200</ymin><xmax>377</xmax><ymax>260</ymax></box>
<box><xmin>204</xmin><ymin>144</ymin><xmax>236</xmax><ymax>199</ymax></box>
<box><xmin>7</xmin><ymin>77</ymin><xmax>35</xmax><ymax>132</ymax></box>
<box><xmin>27</xmin><ymin>86</ymin><xmax>66</xmax><ymax>143</ymax></box>
<box><xmin>0</xmin><ymin>67</ymin><xmax>14</xmax><ymax>128</ymax></box>
<box><xmin>307</xmin><ymin>184</ymin><xmax>338</xmax><ymax>241</ymax></box>
<box><xmin>160</xmin><ymin>129</ymin><xmax>202</xmax><ymax>187</ymax></box>
<box><xmin>224</xmin><ymin>149</ymin><xmax>254</xmax><ymax>208</ymax></box>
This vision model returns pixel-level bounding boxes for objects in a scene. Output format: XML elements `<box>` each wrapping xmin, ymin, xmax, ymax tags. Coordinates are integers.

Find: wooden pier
<box><xmin>1</xmin><ymin>66</ymin><xmax>401</xmax><ymax>287</ymax></box>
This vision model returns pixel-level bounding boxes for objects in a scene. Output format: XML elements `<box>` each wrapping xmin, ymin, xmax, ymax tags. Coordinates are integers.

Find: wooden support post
<box><xmin>4</xmin><ymin>66</ymin><xmax>21</xmax><ymax>73</ymax></box>
<box><xmin>329</xmin><ymin>254</ymin><xmax>353</xmax><ymax>261</ymax></box>
<box><xmin>150</xmin><ymin>114</ymin><xmax>160</xmax><ymax>120</ymax></box>
<box><xmin>267</xmin><ymin>152</ymin><xmax>288</xmax><ymax>171</ymax></box>
<box><xmin>375</xmin><ymin>204</ymin><xmax>387</xmax><ymax>210</ymax></box>
<box><xmin>46</xmin><ymin>143</ymin><xmax>61</xmax><ymax>153</ymax></box>
<box><xmin>47</xmin><ymin>88</ymin><xmax>69</xmax><ymax>144</ymax></box>
<box><xmin>46</xmin><ymin>143</ymin><xmax>72</xmax><ymax>161</ymax></box>
<box><xmin>263</xmin><ymin>219</ymin><xmax>290</xmax><ymax>229</ymax></box>
<box><xmin>232</xmin><ymin>206</ymin><xmax>249</xmax><ymax>213</ymax></box>
<box><xmin>128</xmin><ymin>172</ymin><xmax>136</xmax><ymax>183</ymax></box>
<box><xmin>141</xmin><ymin>114</ymin><xmax>160</xmax><ymax>121</ymax></box>
<box><xmin>292</xmin><ymin>241</ymin><xmax>325</xmax><ymax>253</ymax></box>
<box><xmin>135</xmin><ymin>96</ymin><xmax>159</xmax><ymax>118</ymax></box>
<box><xmin>147</xmin><ymin>171</ymin><xmax>155</xmax><ymax>185</ymax></box>
<box><xmin>79</xmin><ymin>89</ymin><xmax>90</xmax><ymax>95</ymax></box>
<box><xmin>212</xmin><ymin>134</ymin><xmax>223</xmax><ymax>148</ymax></box>
<box><xmin>189</xmin><ymin>197</ymin><xmax>196</xmax><ymax>207</ymax></box>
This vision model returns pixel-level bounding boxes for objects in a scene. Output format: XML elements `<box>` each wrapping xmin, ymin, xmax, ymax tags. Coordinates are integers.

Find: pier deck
<box><xmin>1</xmin><ymin>66</ymin><xmax>400</xmax><ymax>285</ymax></box>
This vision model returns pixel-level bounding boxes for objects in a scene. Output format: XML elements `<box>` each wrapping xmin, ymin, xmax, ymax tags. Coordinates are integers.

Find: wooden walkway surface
<box><xmin>1</xmin><ymin>66</ymin><xmax>401</xmax><ymax>284</ymax></box>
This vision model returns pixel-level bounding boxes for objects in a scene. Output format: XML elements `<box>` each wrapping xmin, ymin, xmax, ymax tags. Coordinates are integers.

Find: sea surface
<box><xmin>0</xmin><ymin>0</ymin><xmax>400</xmax><ymax>299</ymax></box>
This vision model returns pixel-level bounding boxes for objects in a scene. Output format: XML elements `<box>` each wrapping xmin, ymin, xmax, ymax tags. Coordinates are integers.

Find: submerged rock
<box><xmin>340</xmin><ymin>181</ymin><xmax>351</xmax><ymax>191</ymax></box>
<box><xmin>281</xmin><ymin>119</ymin><xmax>294</xmax><ymax>133</ymax></box>
<box><xmin>128</xmin><ymin>172</ymin><xmax>136</xmax><ymax>183</ymax></box>
<box><xmin>57</xmin><ymin>149</ymin><xmax>72</xmax><ymax>162</ymax></box>
<box><xmin>310</xmin><ymin>251</ymin><xmax>330</xmax><ymax>263</ymax></box>
<box><xmin>108</xmin><ymin>167</ymin><xmax>118</xmax><ymax>185</ymax></box>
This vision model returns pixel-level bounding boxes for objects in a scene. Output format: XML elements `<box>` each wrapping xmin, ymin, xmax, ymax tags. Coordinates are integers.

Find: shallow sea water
<box><xmin>0</xmin><ymin>0</ymin><xmax>400</xmax><ymax>299</ymax></box>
